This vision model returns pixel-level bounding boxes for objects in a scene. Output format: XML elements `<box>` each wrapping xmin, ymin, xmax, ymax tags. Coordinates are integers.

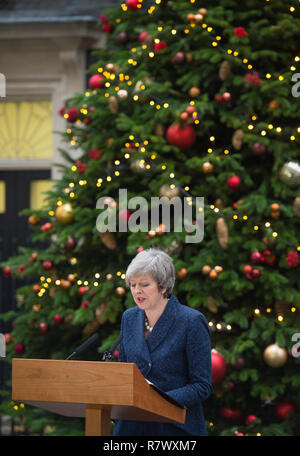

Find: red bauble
<box><xmin>66</xmin><ymin>107</ymin><xmax>79</xmax><ymax>123</ymax></box>
<box><xmin>166</xmin><ymin>123</ymin><xmax>196</xmax><ymax>150</ymax></box>
<box><xmin>58</xmin><ymin>106</ymin><xmax>65</xmax><ymax>117</ymax></box>
<box><xmin>81</xmin><ymin>300</ymin><xmax>89</xmax><ymax>308</ymax></box>
<box><xmin>215</xmin><ymin>95</ymin><xmax>223</xmax><ymax>102</ymax></box>
<box><xmin>232</xmin><ymin>357</ymin><xmax>245</xmax><ymax>369</ymax></box>
<box><xmin>275</xmin><ymin>401</ymin><xmax>296</xmax><ymax>421</ymax></box>
<box><xmin>222</xmin><ymin>92</ymin><xmax>231</xmax><ymax>102</ymax></box>
<box><xmin>211</xmin><ymin>350</ymin><xmax>227</xmax><ymax>383</ymax></box>
<box><xmin>253</xmin><ymin>142</ymin><xmax>266</xmax><ymax>155</ymax></box>
<box><xmin>251</xmin><ymin>251</ymin><xmax>262</xmax><ymax>263</ymax></box>
<box><xmin>88</xmin><ymin>74</ymin><xmax>105</xmax><ymax>90</ymax></box>
<box><xmin>99</xmin><ymin>14</ymin><xmax>109</xmax><ymax>24</ymax></box>
<box><xmin>113</xmin><ymin>350</ymin><xmax>119</xmax><ymax>360</ymax></box>
<box><xmin>234</xmin><ymin>26</ymin><xmax>248</xmax><ymax>37</ymax></box>
<box><xmin>246</xmin><ymin>414</ymin><xmax>257</xmax><ymax>425</ymax></box>
<box><xmin>126</xmin><ymin>0</ymin><xmax>139</xmax><ymax>10</ymax></box>
<box><xmin>64</xmin><ymin>236</ymin><xmax>76</xmax><ymax>251</ymax></box>
<box><xmin>2</xmin><ymin>265</ymin><xmax>11</xmax><ymax>277</ymax></box>
<box><xmin>243</xmin><ymin>264</ymin><xmax>252</xmax><ymax>274</ymax></box>
<box><xmin>219</xmin><ymin>407</ymin><xmax>245</xmax><ymax>423</ymax></box>
<box><xmin>78</xmin><ymin>286</ymin><xmax>87</xmax><ymax>296</ymax></box>
<box><xmin>42</xmin><ymin>261</ymin><xmax>52</xmax><ymax>271</ymax></box>
<box><xmin>227</xmin><ymin>176</ymin><xmax>241</xmax><ymax>190</ymax></box>
<box><xmin>53</xmin><ymin>314</ymin><xmax>63</xmax><ymax>324</ymax></box>
<box><xmin>119</xmin><ymin>209</ymin><xmax>131</xmax><ymax>223</ymax></box>
<box><xmin>76</xmin><ymin>160</ymin><xmax>86</xmax><ymax>174</ymax></box>
<box><xmin>251</xmin><ymin>268</ymin><xmax>261</xmax><ymax>278</ymax></box>
<box><xmin>155</xmin><ymin>41</ymin><xmax>167</xmax><ymax>52</ymax></box>
<box><xmin>186</xmin><ymin>106</ymin><xmax>197</xmax><ymax>115</ymax></box>
<box><xmin>101</xmin><ymin>24</ymin><xmax>113</xmax><ymax>33</ymax></box>
<box><xmin>137</xmin><ymin>247</ymin><xmax>144</xmax><ymax>253</ymax></box>
<box><xmin>14</xmin><ymin>343</ymin><xmax>25</xmax><ymax>355</ymax></box>
<box><xmin>88</xmin><ymin>148</ymin><xmax>102</xmax><ymax>159</ymax></box>
<box><xmin>39</xmin><ymin>322</ymin><xmax>48</xmax><ymax>334</ymax></box>
<box><xmin>41</xmin><ymin>222</ymin><xmax>53</xmax><ymax>232</ymax></box>
<box><xmin>139</xmin><ymin>31</ymin><xmax>148</xmax><ymax>43</ymax></box>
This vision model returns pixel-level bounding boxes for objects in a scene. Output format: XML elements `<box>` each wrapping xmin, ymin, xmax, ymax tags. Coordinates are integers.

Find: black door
<box><xmin>0</xmin><ymin>169</ymin><xmax>51</xmax><ymax>393</ymax></box>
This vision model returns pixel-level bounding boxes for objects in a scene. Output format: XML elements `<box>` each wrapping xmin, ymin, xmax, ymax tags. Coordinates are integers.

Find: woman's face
<box><xmin>129</xmin><ymin>273</ymin><xmax>167</xmax><ymax>312</ymax></box>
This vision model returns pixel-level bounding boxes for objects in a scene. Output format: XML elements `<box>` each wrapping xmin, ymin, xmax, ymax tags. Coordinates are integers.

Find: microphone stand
<box><xmin>102</xmin><ymin>334</ymin><xmax>122</xmax><ymax>361</ymax></box>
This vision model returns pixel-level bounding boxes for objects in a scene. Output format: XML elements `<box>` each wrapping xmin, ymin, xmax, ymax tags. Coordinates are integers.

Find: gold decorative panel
<box><xmin>0</xmin><ymin>101</ymin><xmax>53</xmax><ymax>159</ymax></box>
<box><xmin>30</xmin><ymin>180</ymin><xmax>53</xmax><ymax>210</ymax></box>
<box><xmin>0</xmin><ymin>181</ymin><xmax>5</xmax><ymax>213</ymax></box>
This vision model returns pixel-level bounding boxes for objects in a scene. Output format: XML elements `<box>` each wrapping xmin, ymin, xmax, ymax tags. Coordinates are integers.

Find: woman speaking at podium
<box><xmin>113</xmin><ymin>248</ymin><xmax>212</xmax><ymax>436</ymax></box>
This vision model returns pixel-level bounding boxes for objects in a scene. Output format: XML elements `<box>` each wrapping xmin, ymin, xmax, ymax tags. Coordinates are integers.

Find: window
<box><xmin>0</xmin><ymin>101</ymin><xmax>53</xmax><ymax>160</ymax></box>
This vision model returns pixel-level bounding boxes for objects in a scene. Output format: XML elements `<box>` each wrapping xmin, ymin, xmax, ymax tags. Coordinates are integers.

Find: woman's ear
<box><xmin>161</xmin><ymin>288</ymin><xmax>167</xmax><ymax>298</ymax></box>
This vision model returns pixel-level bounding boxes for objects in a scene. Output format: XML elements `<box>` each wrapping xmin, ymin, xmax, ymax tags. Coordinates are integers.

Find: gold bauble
<box><xmin>187</xmin><ymin>13</ymin><xmax>195</xmax><ymax>22</ymax></box>
<box><xmin>162</xmin><ymin>240</ymin><xmax>182</xmax><ymax>257</ymax></box>
<box><xmin>55</xmin><ymin>203</ymin><xmax>74</xmax><ymax>225</ymax></box>
<box><xmin>207</xmin><ymin>296</ymin><xmax>218</xmax><ymax>313</ymax></box>
<box><xmin>177</xmin><ymin>267</ymin><xmax>188</xmax><ymax>280</ymax></box>
<box><xmin>117</xmin><ymin>89</ymin><xmax>128</xmax><ymax>100</ymax></box>
<box><xmin>32</xmin><ymin>304</ymin><xmax>41</xmax><ymax>313</ymax></box>
<box><xmin>83</xmin><ymin>318</ymin><xmax>100</xmax><ymax>335</ymax></box>
<box><xmin>194</xmin><ymin>14</ymin><xmax>204</xmax><ymax>23</ymax></box>
<box><xmin>219</xmin><ymin>60</ymin><xmax>231</xmax><ymax>81</ymax></box>
<box><xmin>95</xmin><ymin>307</ymin><xmax>105</xmax><ymax>324</ymax></box>
<box><xmin>155</xmin><ymin>223</ymin><xmax>167</xmax><ymax>235</ymax></box>
<box><xmin>293</xmin><ymin>197</ymin><xmax>300</xmax><ymax>216</ymax></box>
<box><xmin>215</xmin><ymin>198</ymin><xmax>224</xmax><ymax>209</ymax></box>
<box><xmin>159</xmin><ymin>183</ymin><xmax>181</xmax><ymax>199</ymax></box>
<box><xmin>263</xmin><ymin>344</ymin><xmax>288</xmax><ymax>368</ymax></box>
<box><xmin>28</xmin><ymin>215</ymin><xmax>40</xmax><ymax>226</ymax></box>
<box><xmin>202</xmin><ymin>265</ymin><xmax>211</xmax><ymax>275</ymax></box>
<box><xmin>209</xmin><ymin>270</ymin><xmax>218</xmax><ymax>280</ymax></box>
<box><xmin>116</xmin><ymin>286</ymin><xmax>126</xmax><ymax>296</ymax></box>
<box><xmin>60</xmin><ymin>279</ymin><xmax>71</xmax><ymax>289</ymax></box>
<box><xmin>108</xmin><ymin>95</ymin><xmax>118</xmax><ymax>114</ymax></box>
<box><xmin>202</xmin><ymin>162</ymin><xmax>214</xmax><ymax>173</ymax></box>
<box><xmin>130</xmin><ymin>159</ymin><xmax>147</xmax><ymax>174</ymax></box>
<box><xmin>99</xmin><ymin>232</ymin><xmax>117</xmax><ymax>250</ymax></box>
<box><xmin>232</xmin><ymin>129</ymin><xmax>244</xmax><ymax>150</ymax></box>
<box><xmin>154</xmin><ymin>123</ymin><xmax>165</xmax><ymax>137</ymax></box>
<box><xmin>216</xmin><ymin>217</ymin><xmax>229</xmax><ymax>249</ymax></box>
<box><xmin>189</xmin><ymin>87</ymin><xmax>201</xmax><ymax>98</ymax></box>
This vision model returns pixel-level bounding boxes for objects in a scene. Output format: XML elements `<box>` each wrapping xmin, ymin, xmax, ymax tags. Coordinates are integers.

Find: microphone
<box><xmin>102</xmin><ymin>334</ymin><xmax>122</xmax><ymax>361</ymax></box>
<box><xmin>65</xmin><ymin>332</ymin><xmax>100</xmax><ymax>360</ymax></box>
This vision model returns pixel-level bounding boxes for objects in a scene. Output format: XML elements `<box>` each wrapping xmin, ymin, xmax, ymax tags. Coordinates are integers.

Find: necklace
<box><xmin>144</xmin><ymin>314</ymin><xmax>153</xmax><ymax>332</ymax></box>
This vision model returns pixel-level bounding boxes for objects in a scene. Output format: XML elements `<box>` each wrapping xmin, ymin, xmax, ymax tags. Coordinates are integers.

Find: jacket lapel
<box><xmin>146</xmin><ymin>294</ymin><xmax>178</xmax><ymax>353</ymax></box>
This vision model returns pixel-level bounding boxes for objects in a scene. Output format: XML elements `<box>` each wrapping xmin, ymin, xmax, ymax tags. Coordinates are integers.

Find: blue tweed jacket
<box><xmin>115</xmin><ymin>294</ymin><xmax>212</xmax><ymax>435</ymax></box>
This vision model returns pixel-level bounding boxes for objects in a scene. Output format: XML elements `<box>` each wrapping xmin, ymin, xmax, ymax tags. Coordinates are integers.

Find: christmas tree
<box><xmin>1</xmin><ymin>0</ymin><xmax>300</xmax><ymax>436</ymax></box>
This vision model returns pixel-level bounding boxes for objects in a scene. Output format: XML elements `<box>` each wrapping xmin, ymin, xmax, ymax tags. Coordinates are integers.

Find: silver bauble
<box><xmin>117</xmin><ymin>89</ymin><xmax>128</xmax><ymax>100</ymax></box>
<box><xmin>279</xmin><ymin>161</ymin><xmax>300</xmax><ymax>187</ymax></box>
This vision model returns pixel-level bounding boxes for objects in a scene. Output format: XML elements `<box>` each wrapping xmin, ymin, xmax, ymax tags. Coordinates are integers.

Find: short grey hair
<box><xmin>125</xmin><ymin>248</ymin><xmax>175</xmax><ymax>298</ymax></box>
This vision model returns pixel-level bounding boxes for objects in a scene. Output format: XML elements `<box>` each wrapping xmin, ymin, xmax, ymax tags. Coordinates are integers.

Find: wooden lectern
<box><xmin>12</xmin><ymin>359</ymin><xmax>186</xmax><ymax>436</ymax></box>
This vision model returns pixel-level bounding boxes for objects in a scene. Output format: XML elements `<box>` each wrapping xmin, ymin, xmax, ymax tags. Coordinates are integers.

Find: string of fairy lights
<box><xmin>33</xmin><ymin>0</ymin><xmax>299</xmax><ymax>328</ymax></box>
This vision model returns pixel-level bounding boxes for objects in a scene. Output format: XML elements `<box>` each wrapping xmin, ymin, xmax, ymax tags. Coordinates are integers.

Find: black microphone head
<box><xmin>75</xmin><ymin>332</ymin><xmax>100</xmax><ymax>354</ymax></box>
